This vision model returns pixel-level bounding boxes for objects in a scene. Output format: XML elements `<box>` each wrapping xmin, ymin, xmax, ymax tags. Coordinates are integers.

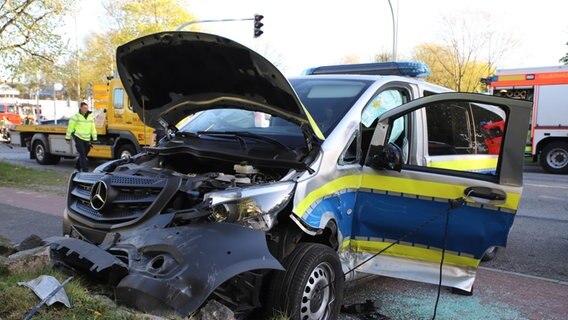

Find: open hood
<box><xmin>116</xmin><ymin>31</ymin><xmax>320</xmax><ymax>138</ymax></box>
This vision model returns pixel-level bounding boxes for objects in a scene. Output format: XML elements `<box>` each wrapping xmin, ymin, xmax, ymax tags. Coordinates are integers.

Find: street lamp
<box><xmin>387</xmin><ymin>0</ymin><xmax>397</xmax><ymax>61</ymax></box>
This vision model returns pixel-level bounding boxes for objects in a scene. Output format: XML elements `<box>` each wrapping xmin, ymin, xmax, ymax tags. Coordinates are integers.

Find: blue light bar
<box><xmin>302</xmin><ymin>61</ymin><xmax>430</xmax><ymax>78</ymax></box>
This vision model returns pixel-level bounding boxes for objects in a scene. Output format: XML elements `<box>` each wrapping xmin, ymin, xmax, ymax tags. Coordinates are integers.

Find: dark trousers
<box><xmin>74</xmin><ymin>136</ymin><xmax>91</xmax><ymax>172</ymax></box>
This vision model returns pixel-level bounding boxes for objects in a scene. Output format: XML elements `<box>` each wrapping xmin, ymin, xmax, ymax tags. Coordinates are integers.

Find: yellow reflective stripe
<box><xmin>361</xmin><ymin>174</ymin><xmax>520</xmax><ymax>210</ymax></box>
<box><xmin>74</xmin><ymin>133</ymin><xmax>92</xmax><ymax>140</ymax></box>
<box><xmin>428</xmin><ymin>157</ymin><xmax>498</xmax><ymax>171</ymax></box>
<box><xmin>341</xmin><ymin>239</ymin><xmax>350</xmax><ymax>251</ymax></box>
<box><xmin>301</xmin><ymin>105</ymin><xmax>325</xmax><ymax>140</ymax></box>
<box><xmin>296</xmin><ymin>175</ymin><xmax>360</xmax><ymax>216</ymax></box>
<box><xmin>351</xmin><ymin>239</ymin><xmax>480</xmax><ymax>268</ymax></box>
<box><xmin>295</xmin><ymin>174</ymin><xmax>520</xmax><ymax>216</ymax></box>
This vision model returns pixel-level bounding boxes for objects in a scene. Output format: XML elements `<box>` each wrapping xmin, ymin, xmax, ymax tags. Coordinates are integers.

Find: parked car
<box><xmin>49</xmin><ymin>32</ymin><xmax>531</xmax><ymax>319</ymax></box>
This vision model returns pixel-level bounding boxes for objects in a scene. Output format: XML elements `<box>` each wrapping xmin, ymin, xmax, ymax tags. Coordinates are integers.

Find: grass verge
<box><xmin>0</xmin><ymin>161</ymin><xmax>68</xmax><ymax>195</ymax></box>
<box><xmin>0</xmin><ymin>267</ymin><xmax>182</xmax><ymax>320</ymax></box>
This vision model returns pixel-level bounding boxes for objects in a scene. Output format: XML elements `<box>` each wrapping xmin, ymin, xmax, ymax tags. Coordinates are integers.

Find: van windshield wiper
<box><xmin>196</xmin><ymin>131</ymin><xmax>293</xmax><ymax>152</ymax></box>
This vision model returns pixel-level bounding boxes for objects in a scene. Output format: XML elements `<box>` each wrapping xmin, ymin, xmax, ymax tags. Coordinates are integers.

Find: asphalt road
<box><xmin>1</xmin><ymin>145</ymin><xmax>567</xmax><ymax>282</ymax></box>
<box><xmin>1</xmin><ymin>146</ymin><xmax>567</xmax><ymax>319</ymax></box>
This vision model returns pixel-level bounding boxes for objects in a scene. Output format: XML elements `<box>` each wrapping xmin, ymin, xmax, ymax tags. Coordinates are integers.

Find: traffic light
<box><xmin>254</xmin><ymin>14</ymin><xmax>264</xmax><ymax>38</ymax></box>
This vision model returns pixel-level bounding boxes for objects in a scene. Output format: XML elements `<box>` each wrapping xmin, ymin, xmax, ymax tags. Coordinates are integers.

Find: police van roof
<box><xmin>302</xmin><ymin>61</ymin><xmax>430</xmax><ymax>78</ymax></box>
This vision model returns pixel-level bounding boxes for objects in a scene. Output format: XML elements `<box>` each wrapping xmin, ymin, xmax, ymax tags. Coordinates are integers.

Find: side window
<box><xmin>113</xmin><ymin>88</ymin><xmax>124</xmax><ymax>110</ymax></box>
<box><xmin>361</xmin><ymin>88</ymin><xmax>409</xmax><ymax>161</ymax></box>
<box><xmin>424</xmin><ymin>101</ymin><xmax>506</xmax><ymax>176</ymax></box>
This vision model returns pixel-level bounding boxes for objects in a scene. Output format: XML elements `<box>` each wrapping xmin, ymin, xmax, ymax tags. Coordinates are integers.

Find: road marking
<box><xmin>525</xmin><ymin>183</ymin><xmax>568</xmax><ymax>190</ymax></box>
<box><xmin>479</xmin><ymin>266</ymin><xmax>568</xmax><ymax>286</ymax></box>
<box><xmin>538</xmin><ymin>195</ymin><xmax>565</xmax><ymax>200</ymax></box>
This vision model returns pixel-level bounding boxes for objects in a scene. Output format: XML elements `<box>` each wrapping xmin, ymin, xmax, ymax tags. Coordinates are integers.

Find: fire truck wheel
<box><xmin>33</xmin><ymin>140</ymin><xmax>60</xmax><ymax>165</ymax></box>
<box><xmin>117</xmin><ymin>144</ymin><xmax>136</xmax><ymax>159</ymax></box>
<box><xmin>540</xmin><ymin>141</ymin><xmax>568</xmax><ymax>174</ymax></box>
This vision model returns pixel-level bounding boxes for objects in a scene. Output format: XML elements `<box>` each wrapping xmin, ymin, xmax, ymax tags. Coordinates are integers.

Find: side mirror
<box><xmin>367</xmin><ymin>143</ymin><xmax>402</xmax><ymax>172</ymax></box>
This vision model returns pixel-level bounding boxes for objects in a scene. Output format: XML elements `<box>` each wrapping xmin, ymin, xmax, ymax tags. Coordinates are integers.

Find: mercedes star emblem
<box><xmin>90</xmin><ymin>180</ymin><xmax>108</xmax><ymax>211</ymax></box>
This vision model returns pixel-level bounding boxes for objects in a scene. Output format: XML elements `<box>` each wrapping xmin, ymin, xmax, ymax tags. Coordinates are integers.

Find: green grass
<box><xmin>0</xmin><ymin>267</ymin><xmax>182</xmax><ymax>320</ymax></box>
<box><xmin>0</xmin><ymin>161</ymin><xmax>69</xmax><ymax>195</ymax></box>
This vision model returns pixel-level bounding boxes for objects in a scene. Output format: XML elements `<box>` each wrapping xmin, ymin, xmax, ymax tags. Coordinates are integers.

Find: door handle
<box><xmin>464</xmin><ymin>186</ymin><xmax>506</xmax><ymax>204</ymax></box>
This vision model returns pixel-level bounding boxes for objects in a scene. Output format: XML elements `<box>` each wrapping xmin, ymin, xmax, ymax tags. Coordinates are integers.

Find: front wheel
<box><xmin>266</xmin><ymin>243</ymin><xmax>344</xmax><ymax>320</ymax></box>
<box><xmin>540</xmin><ymin>141</ymin><xmax>568</xmax><ymax>174</ymax></box>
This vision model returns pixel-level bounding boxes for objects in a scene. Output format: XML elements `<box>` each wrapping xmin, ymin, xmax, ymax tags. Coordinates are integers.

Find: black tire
<box><xmin>540</xmin><ymin>141</ymin><xmax>568</xmax><ymax>174</ymax></box>
<box><xmin>266</xmin><ymin>243</ymin><xmax>344</xmax><ymax>320</ymax></box>
<box><xmin>116</xmin><ymin>144</ymin><xmax>136</xmax><ymax>159</ymax></box>
<box><xmin>481</xmin><ymin>246</ymin><xmax>498</xmax><ymax>262</ymax></box>
<box><xmin>33</xmin><ymin>140</ymin><xmax>59</xmax><ymax>165</ymax></box>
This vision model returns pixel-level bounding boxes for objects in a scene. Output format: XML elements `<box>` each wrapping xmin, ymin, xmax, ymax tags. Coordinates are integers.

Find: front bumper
<box><xmin>50</xmin><ymin>222</ymin><xmax>283</xmax><ymax>316</ymax></box>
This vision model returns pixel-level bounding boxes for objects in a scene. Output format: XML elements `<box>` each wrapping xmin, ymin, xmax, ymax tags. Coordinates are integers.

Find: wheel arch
<box><xmin>30</xmin><ymin>133</ymin><xmax>49</xmax><ymax>159</ymax></box>
<box><xmin>535</xmin><ymin>137</ymin><xmax>568</xmax><ymax>155</ymax></box>
<box><xmin>108</xmin><ymin>130</ymin><xmax>142</xmax><ymax>158</ymax></box>
<box><xmin>288</xmin><ymin>213</ymin><xmax>342</xmax><ymax>251</ymax></box>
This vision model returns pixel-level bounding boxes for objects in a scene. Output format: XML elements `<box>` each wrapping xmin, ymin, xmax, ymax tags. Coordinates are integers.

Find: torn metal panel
<box><xmin>49</xmin><ymin>237</ymin><xmax>128</xmax><ymax>283</ymax></box>
<box><xmin>340</xmin><ymin>250</ymin><xmax>476</xmax><ymax>291</ymax></box>
<box><xmin>113</xmin><ymin>223</ymin><xmax>283</xmax><ymax>316</ymax></box>
<box><xmin>18</xmin><ymin>275</ymin><xmax>72</xmax><ymax>308</ymax></box>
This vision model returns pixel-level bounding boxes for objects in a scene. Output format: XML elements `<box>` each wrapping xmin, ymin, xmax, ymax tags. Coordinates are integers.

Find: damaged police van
<box><xmin>50</xmin><ymin>31</ymin><xmax>531</xmax><ymax>319</ymax></box>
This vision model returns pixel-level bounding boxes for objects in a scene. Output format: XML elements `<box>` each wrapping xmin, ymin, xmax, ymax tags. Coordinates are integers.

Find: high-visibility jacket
<box><xmin>65</xmin><ymin>111</ymin><xmax>97</xmax><ymax>142</ymax></box>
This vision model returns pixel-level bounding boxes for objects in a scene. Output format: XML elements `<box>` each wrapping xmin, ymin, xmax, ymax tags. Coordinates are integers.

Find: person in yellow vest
<box><xmin>65</xmin><ymin>102</ymin><xmax>97</xmax><ymax>172</ymax></box>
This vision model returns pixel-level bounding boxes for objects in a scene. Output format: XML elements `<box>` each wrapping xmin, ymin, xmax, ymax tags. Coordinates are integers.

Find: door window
<box><xmin>420</xmin><ymin>101</ymin><xmax>506</xmax><ymax>176</ymax></box>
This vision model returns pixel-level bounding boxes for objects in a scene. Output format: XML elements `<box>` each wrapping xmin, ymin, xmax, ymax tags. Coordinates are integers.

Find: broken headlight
<box><xmin>205</xmin><ymin>182</ymin><xmax>295</xmax><ymax>231</ymax></box>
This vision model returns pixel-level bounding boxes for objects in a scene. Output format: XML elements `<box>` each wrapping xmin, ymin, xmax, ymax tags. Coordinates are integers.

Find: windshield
<box><xmin>289</xmin><ymin>78</ymin><xmax>373</xmax><ymax>136</ymax></box>
<box><xmin>179</xmin><ymin>108</ymin><xmax>304</xmax><ymax>136</ymax></box>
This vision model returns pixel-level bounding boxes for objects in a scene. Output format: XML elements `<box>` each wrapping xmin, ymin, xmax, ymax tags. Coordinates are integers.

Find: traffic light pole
<box><xmin>176</xmin><ymin>17</ymin><xmax>255</xmax><ymax>31</ymax></box>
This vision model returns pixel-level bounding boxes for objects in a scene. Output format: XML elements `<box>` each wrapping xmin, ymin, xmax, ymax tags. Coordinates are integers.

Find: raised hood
<box><xmin>116</xmin><ymin>31</ymin><xmax>320</xmax><ymax>138</ymax></box>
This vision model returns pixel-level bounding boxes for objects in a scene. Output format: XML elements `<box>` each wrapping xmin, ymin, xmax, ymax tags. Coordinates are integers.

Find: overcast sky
<box><xmin>69</xmin><ymin>0</ymin><xmax>568</xmax><ymax>76</ymax></box>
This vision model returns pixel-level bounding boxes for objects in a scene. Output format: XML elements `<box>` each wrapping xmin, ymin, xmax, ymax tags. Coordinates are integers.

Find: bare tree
<box><xmin>373</xmin><ymin>51</ymin><xmax>392</xmax><ymax>62</ymax></box>
<box><xmin>413</xmin><ymin>11</ymin><xmax>518</xmax><ymax>92</ymax></box>
<box><xmin>339</xmin><ymin>54</ymin><xmax>361</xmax><ymax>64</ymax></box>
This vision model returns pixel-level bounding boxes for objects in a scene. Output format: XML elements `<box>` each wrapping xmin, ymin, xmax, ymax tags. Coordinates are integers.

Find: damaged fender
<box><xmin>51</xmin><ymin>223</ymin><xmax>283</xmax><ymax>316</ymax></box>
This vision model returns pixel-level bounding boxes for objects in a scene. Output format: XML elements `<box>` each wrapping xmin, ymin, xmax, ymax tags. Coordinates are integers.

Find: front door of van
<box><xmin>352</xmin><ymin>93</ymin><xmax>531</xmax><ymax>291</ymax></box>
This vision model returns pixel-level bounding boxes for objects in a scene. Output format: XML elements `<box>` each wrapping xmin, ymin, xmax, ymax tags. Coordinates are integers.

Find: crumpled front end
<box><xmin>50</xmin><ymin>222</ymin><xmax>283</xmax><ymax>316</ymax></box>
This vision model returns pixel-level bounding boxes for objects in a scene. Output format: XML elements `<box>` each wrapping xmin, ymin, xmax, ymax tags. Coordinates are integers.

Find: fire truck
<box><xmin>486</xmin><ymin>65</ymin><xmax>568</xmax><ymax>174</ymax></box>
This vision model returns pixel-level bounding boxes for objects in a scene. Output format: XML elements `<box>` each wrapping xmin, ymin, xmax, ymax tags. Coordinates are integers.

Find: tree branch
<box><xmin>0</xmin><ymin>0</ymin><xmax>36</xmax><ymax>35</ymax></box>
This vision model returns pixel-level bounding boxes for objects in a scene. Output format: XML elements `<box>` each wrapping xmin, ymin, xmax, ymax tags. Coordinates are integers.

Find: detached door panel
<box><xmin>352</xmin><ymin>93</ymin><xmax>531</xmax><ymax>290</ymax></box>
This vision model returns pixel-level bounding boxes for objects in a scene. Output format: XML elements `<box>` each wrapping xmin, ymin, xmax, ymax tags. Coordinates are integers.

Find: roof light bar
<box><xmin>302</xmin><ymin>61</ymin><xmax>430</xmax><ymax>78</ymax></box>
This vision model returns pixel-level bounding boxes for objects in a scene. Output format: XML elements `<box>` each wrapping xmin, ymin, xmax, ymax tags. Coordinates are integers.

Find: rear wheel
<box><xmin>540</xmin><ymin>141</ymin><xmax>568</xmax><ymax>174</ymax></box>
<box><xmin>481</xmin><ymin>246</ymin><xmax>498</xmax><ymax>262</ymax></box>
<box><xmin>266</xmin><ymin>243</ymin><xmax>344</xmax><ymax>320</ymax></box>
<box><xmin>33</xmin><ymin>140</ymin><xmax>60</xmax><ymax>165</ymax></box>
<box><xmin>116</xmin><ymin>144</ymin><xmax>136</xmax><ymax>159</ymax></box>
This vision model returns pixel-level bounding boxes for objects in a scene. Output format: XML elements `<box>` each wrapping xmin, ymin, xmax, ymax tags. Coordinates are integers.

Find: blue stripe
<box><xmin>353</xmin><ymin>192</ymin><xmax>513</xmax><ymax>259</ymax></box>
<box><xmin>302</xmin><ymin>190</ymin><xmax>514</xmax><ymax>259</ymax></box>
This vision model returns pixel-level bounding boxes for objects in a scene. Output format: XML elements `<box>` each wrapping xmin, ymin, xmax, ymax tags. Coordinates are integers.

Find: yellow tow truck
<box><xmin>9</xmin><ymin>79</ymin><xmax>155</xmax><ymax>165</ymax></box>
